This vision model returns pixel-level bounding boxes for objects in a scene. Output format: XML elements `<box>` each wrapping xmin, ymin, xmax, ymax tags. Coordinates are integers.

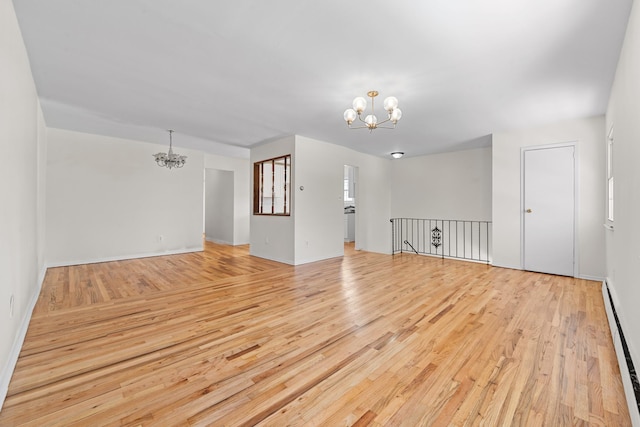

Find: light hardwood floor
<box><xmin>0</xmin><ymin>242</ymin><xmax>631</xmax><ymax>426</ymax></box>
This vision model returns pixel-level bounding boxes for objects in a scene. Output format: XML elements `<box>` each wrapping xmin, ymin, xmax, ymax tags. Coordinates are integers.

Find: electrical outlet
<box><xmin>9</xmin><ymin>295</ymin><xmax>14</xmax><ymax>318</ymax></box>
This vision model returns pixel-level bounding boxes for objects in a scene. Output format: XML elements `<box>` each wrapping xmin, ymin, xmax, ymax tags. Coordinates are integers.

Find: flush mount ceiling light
<box><xmin>343</xmin><ymin>90</ymin><xmax>402</xmax><ymax>131</ymax></box>
<box><xmin>391</xmin><ymin>152</ymin><xmax>404</xmax><ymax>159</ymax></box>
<box><xmin>153</xmin><ymin>129</ymin><xmax>187</xmax><ymax>169</ymax></box>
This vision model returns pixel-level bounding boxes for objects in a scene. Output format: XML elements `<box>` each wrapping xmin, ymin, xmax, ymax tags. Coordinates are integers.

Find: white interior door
<box><xmin>523</xmin><ymin>145</ymin><xmax>575</xmax><ymax>276</ymax></box>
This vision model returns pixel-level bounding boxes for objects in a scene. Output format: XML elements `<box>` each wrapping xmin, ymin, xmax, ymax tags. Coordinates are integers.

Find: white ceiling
<box><xmin>13</xmin><ymin>0</ymin><xmax>633</xmax><ymax>159</ymax></box>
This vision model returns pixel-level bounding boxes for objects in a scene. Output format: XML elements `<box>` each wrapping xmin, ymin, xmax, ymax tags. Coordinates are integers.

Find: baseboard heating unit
<box><xmin>602</xmin><ymin>281</ymin><xmax>640</xmax><ymax>425</ymax></box>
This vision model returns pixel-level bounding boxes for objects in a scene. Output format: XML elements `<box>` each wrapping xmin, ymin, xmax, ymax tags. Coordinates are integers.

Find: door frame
<box><xmin>520</xmin><ymin>141</ymin><xmax>579</xmax><ymax>277</ymax></box>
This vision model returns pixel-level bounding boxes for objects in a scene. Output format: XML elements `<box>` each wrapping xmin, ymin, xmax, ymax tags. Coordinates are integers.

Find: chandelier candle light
<box><xmin>153</xmin><ymin>129</ymin><xmax>187</xmax><ymax>169</ymax></box>
<box><xmin>344</xmin><ymin>90</ymin><xmax>402</xmax><ymax>131</ymax></box>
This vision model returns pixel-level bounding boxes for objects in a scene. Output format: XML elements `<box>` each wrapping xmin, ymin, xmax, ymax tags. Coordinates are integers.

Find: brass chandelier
<box><xmin>343</xmin><ymin>90</ymin><xmax>402</xmax><ymax>131</ymax></box>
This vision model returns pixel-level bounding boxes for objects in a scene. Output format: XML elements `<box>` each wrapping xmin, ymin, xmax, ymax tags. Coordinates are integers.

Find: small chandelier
<box><xmin>343</xmin><ymin>90</ymin><xmax>402</xmax><ymax>131</ymax></box>
<box><xmin>153</xmin><ymin>130</ymin><xmax>186</xmax><ymax>169</ymax></box>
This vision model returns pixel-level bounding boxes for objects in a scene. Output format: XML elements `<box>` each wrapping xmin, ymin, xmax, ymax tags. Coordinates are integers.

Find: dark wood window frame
<box><xmin>253</xmin><ymin>154</ymin><xmax>291</xmax><ymax>216</ymax></box>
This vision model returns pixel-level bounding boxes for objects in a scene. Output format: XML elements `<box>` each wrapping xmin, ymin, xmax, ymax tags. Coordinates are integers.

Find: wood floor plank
<box><xmin>0</xmin><ymin>241</ymin><xmax>631</xmax><ymax>426</ymax></box>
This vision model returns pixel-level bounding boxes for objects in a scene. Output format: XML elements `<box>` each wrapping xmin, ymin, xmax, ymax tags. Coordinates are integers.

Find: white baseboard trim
<box><xmin>294</xmin><ymin>252</ymin><xmax>344</xmax><ymax>266</ymax></box>
<box><xmin>576</xmin><ymin>274</ymin><xmax>605</xmax><ymax>281</ymax></box>
<box><xmin>205</xmin><ymin>237</ymin><xmax>249</xmax><ymax>246</ymax></box>
<box><xmin>46</xmin><ymin>247</ymin><xmax>203</xmax><ymax>268</ymax></box>
<box><xmin>482</xmin><ymin>264</ymin><xmax>604</xmax><ymax>282</ymax></box>
<box><xmin>489</xmin><ymin>262</ymin><xmax>520</xmax><ymax>270</ymax></box>
<box><xmin>0</xmin><ymin>282</ymin><xmax>41</xmax><ymax>412</ymax></box>
<box><xmin>248</xmin><ymin>252</ymin><xmax>294</xmax><ymax>266</ymax></box>
<box><xmin>602</xmin><ymin>281</ymin><xmax>640</xmax><ymax>425</ymax></box>
<box><xmin>205</xmin><ymin>237</ymin><xmax>233</xmax><ymax>245</ymax></box>
<box><xmin>38</xmin><ymin>265</ymin><xmax>47</xmax><ymax>288</ymax></box>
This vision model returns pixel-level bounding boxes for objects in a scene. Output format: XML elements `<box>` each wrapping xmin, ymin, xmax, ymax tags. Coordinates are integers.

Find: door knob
<box><xmin>526</xmin><ymin>209</ymin><xmax>532</xmax><ymax>213</ymax></box>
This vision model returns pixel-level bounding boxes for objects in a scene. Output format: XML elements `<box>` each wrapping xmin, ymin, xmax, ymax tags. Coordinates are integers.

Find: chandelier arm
<box><xmin>348</xmin><ymin>124</ymin><xmax>374</xmax><ymax>130</ymax></box>
<box><xmin>376</xmin><ymin>116</ymin><xmax>392</xmax><ymax>126</ymax></box>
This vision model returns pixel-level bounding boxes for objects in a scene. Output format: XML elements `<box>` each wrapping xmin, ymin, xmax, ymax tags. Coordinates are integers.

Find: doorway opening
<box><xmin>344</xmin><ymin>165</ymin><xmax>357</xmax><ymax>248</ymax></box>
<box><xmin>204</xmin><ymin>168</ymin><xmax>234</xmax><ymax>245</ymax></box>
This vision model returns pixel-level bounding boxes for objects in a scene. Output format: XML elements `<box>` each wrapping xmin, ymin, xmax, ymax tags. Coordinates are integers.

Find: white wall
<box><xmin>606</xmin><ymin>0</ymin><xmax>640</xmax><ymax>419</ymax></box>
<box><xmin>204</xmin><ymin>153</ymin><xmax>250</xmax><ymax>245</ymax></box>
<box><xmin>205</xmin><ymin>169</ymin><xmax>234</xmax><ymax>244</ymax></box>
<box><xmin>250</xmin><ymin>136</ymin><xmax>296</xmax><ymax>264</ymax></box>
<box><xmin>0</xmin><ymin>0</ymin><xmax>47</xmax><ymax>407</ymax></box>
<box><xmin>390</xmin><ymin>147</ymin><xmax>492</xmax><ymax>221</ymax></box>
<box><xmin>294</xmin><ymin>136</ymin><xmax>392</xmax><ymax>257</ymax></box>
<box><xmin>294</xmin><ymin>136</ymin><xmax>350</xmax><ymax>264</ymax></box>
<box><xmin>250</xmin><ymin>135</ymin><xmax>392</xmax><ymax>265</ymax></box>
<box><xmin>348</xmin><ymin>149</ymin><xmax>392</xmax><ymax>255</ymax></box>
<box><xmin>37</xmin><ymin>106</ymin><xmax>47</xmax><ymax>281</ymax></box>
<box><xmin>492</xmin><ymin>116</ymin><xmax>606</xmax><ymax>280</ymax></box>
<box><xmin>46</xmin><ymin>128</ymin><xmax>204</xmax><ymax>266</ymax></box>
